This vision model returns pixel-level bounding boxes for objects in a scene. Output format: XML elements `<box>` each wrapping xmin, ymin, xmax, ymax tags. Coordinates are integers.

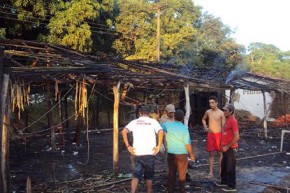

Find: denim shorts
<box><xmin>130</xmin><ymin>155</ymin><xmax>155</xmax><ymax>180</ymax></box>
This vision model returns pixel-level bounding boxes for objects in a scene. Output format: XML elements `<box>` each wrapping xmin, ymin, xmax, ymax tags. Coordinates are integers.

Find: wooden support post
<box><xmin>184</xmin><ymin>84</ymin><xmax>190</xmax><ymax>126</ymax></box>
<box><xmin>26</xmin><ymin>176</ymin><xmax>31</xmax><ymax>193</ymax></box>
<box><xmin>284</xmin><ymin>93</ymin><xmax>288</xmax><ymax>128</ymax></box>
<box><xmin>64</xmin><ymin>93</ymin><xmax>69</xmax><ymax>128</ymax></box>
<box><xmin>1</xmin><ymin>74</ymin><xmax>10</xmax><ymax>193</ymax></box>
<box><xmin>47</xmin><ymin>82</ymin><xmax>55</xmax><ymax>150</ymax></box>
<box><xmin>0</xmin><ymin>48</ymin><xmax>3</xmax><ymax>92</ymax></box>
<box><xmin>262</xmin><ymin>91</ymin><xmax>267</xmax><ymax>139</ymax></box>
<box><xmin>229</xmin><ymin>88</ymin><xmax>235</xmax><ymax>103</ymax></box>
<box><xmin>113</xmin><ymin>82</ymin><xmax>120</xmax><ymax>176</ymax></box>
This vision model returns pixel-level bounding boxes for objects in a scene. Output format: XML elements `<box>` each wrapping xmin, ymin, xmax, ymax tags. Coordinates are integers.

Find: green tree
<box><xmin>113</xmin><ymin>1</ymin><xmax>243</xmax><ymax>68</ymax></box>
<box><xmin>113</xmin><ymin>0</ymin><xmax>201</xmax><ymax>63</ymax></box>
<box><xmin>47</xmin><ymin>0</ymin><xmax>101</xmax><ymax>52</ymax></box>
<box><xmin>1</xmin><ymin>0</ymin><xmax>116</xmax><ymax>53</ymax></box>
<box><xmin>90</xmin><ymin>0</ymin><xmax>120</xmax><ymax>54</ymax></box>
<box><xmin>0</xmin><ymin>0</ymin><xmax>48</xmax><ymax>39</ymax></box>
<box><xmin>196</xmin><ymin>14</ymin><xmax>244</xmax><ymax>68</ymax></box>
<box><xmin>246</xmin><ymin>42</ymin><xmax>290</xmax><ymax>79</ymax></box>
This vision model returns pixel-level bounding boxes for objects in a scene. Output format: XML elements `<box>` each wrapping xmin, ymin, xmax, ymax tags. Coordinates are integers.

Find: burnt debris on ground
<box><xmin>10</xmin><ymin>126</ymin><xmax>290</xmax><ymax>193</ymax></box>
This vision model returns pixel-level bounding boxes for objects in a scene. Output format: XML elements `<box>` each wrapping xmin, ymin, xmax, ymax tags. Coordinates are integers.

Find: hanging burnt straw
<box><xmin>10</xmin><ymin>80</ymin><xmax>30</xmax><ymax>119</ymax></box>
<box><xmin>74</xmin><ymin>78</ymin><xmax>88</xmax><ymax>119</ymax></box>
<box><xmin>121</xmin><ymin>82</ymin><xmax>133</xmax><ymax>101</ymax></box>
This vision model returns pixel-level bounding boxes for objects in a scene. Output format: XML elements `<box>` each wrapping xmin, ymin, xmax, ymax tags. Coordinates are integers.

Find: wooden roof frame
<box><xmin>1</xmin><ymin>39</ymin><xmax>289</xmax><ymax>94</ymax></box>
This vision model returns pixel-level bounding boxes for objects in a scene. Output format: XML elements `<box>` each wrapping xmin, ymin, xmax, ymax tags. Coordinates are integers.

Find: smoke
<box><xmin>225</xmin><ymin>64</ymin><xmax>249</xmax><ymax>84</ymax></box>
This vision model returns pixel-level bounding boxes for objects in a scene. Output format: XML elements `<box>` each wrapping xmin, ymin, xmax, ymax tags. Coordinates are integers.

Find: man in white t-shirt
<box><xmin>122</xmin><ymin>106</ymin><xmax>164</xmax><ymax>193</ymax></box>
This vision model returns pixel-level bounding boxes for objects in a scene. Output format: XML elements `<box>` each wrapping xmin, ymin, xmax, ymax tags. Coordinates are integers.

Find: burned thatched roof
<box><xmin>1</xmin><ymin>39</ymin><xmax>289</xmax><ymax>93</ymax></box>
<box><xmin>228</xmin><ymin>72</ymin><xmax>290</xmax><ymax>94</ymax></box>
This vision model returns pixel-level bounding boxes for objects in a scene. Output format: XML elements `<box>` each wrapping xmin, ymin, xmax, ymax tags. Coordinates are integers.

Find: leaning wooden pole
<box><xmin>1</xmin><ymin>74</ymin><xmax>10</xmax><ymax>193</ymax></box>
<box><xmin>184</xmin><ymin>84</ymin><xmax>190</xmax><ymax>126</ymax></box>
<box><xmin>112</xmin><ymin>82</ymin><xmax>120</xmax><ymax>176</ymax></box>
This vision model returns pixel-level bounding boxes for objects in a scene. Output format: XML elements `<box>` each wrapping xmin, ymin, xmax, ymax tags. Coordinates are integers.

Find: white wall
<box><xmin>225</xmin><ymin>89</ymin><xmax>273</xmax><ymax>119</ymax></box>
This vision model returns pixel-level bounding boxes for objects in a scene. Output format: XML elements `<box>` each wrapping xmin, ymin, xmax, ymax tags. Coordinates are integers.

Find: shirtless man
<box><xmin>202</xmin><ymin>95</ymin><xmax>225</xmax><ymax>178</ymax></box>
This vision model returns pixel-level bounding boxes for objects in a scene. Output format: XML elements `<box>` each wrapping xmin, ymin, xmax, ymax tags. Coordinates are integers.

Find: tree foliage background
<box><xmin>0</xmin><ymin>0</ymin><xmax>289</xmax><ymax>79</ymax></box>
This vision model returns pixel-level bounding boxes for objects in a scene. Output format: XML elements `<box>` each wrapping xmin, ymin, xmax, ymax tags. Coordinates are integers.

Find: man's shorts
<box><xmin>206</xmin><ymin>132</ymin><xmax>221</xmax><ymax>152</ymax></box>
<box><xmin>130</xmin><ymin>155</ymin><xmax>156</xmax><ymax>180</ymax></box>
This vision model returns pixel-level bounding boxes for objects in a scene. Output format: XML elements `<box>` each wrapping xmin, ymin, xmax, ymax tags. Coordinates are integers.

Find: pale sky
<box><xmin>193</xmin><ymin>0</ymin><xmax>290</xmax><ymax>51</ymax></box>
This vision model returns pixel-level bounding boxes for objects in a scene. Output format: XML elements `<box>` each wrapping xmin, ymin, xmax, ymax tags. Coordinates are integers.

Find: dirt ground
<box><xmin>9</xmin><ymin>126</ymin><xmax>290</xmax><ymax>193</ymax></box>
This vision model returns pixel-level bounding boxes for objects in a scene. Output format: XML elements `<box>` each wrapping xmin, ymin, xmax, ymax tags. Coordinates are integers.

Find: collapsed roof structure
<box><xmin>0</xmin><ymin>39</ymin><xmax>289</xmax><ymax>190</ymax></box>
<box><xmin>1</xmin><ymin>39</ymin><xmax>289</xmax><ymax>94</ymax></box>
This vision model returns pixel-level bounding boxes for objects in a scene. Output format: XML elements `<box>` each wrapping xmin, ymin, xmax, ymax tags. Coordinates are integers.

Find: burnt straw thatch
<box><xmin>1</xmin><ymin>39</ymin><xmax>289</xmax><ymax>94</ymax></box>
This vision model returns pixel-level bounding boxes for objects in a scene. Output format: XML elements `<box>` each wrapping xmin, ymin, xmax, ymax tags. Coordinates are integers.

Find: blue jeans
<box><xmin>130</xmin><ymin>155</ymin><xmax>156</xmax><ymax>180</ymax></box>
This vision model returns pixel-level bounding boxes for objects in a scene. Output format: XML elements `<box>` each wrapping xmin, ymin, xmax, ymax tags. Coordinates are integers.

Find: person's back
<box><xmin>162</xmin><ymin>121</ymin><xmax>190</xmax><ymax>154</ymax></box>
<box><xmin>122</xmin><ymin>106</ymin><xmax>164</xmax><ymax>193</ymax></box>
<box><xmin>162</xmin><ymin>109</ymin><xmax>194</xmax><ymax>193</ymax></box>
<box><xmin>127</xmin><ymin>116</ymin><xmax>161</xmax><ymax>155</ymax></box>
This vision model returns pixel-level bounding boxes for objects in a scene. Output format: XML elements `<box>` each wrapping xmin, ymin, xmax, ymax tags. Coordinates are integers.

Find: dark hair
<box><xmin>209</xmin><ymin>95</ymin><xmax>218</xmax><ymax>102</ymax></box>
<box><xmin>140</xmin><ymin>106</ymin><xmax>150</xmax><ymax>114</ymax></box>
<box><xmin>223</xmin><ymin>103</ymin><xmax>235</xmax><ymax>114</ymax></box>
<box><xmin>174</xmin><ymin>109</ymin><xmax>184</xmax><ymax>122</ymax></box>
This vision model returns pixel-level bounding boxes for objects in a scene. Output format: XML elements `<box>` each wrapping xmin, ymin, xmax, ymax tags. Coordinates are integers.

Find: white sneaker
<box><xmin>215</xmin><ymin>182</ymin><xmax>227</xmax><ymax>187</ymax></box>
<box><xmin>222</xmin><ymin>187</ymin><xmax>236</xmax><ymax>192</ymax></box>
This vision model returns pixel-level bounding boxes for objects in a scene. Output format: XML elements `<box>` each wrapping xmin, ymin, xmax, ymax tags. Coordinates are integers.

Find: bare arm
<box><xmin>157</xmin><ymin>130</ymin><xmax>164</xmax><ymax>147</ymax></box>
<box><xmin>153</xmin><ymin>130</ymin><xmax>164</xmax><ymax>155</ymax></box>
<box><xmin>223</xmin><ymin>130</ymin><xmax>240</xmax><ymax>152</ymax></box>
<box><xmin>185</xmin><ymin>144</ymin><xmax>195</xmax><ymax>161</ymax></box>
<box><xmin>121</xmin><ymin>128</ymin><xmax>130</xmax><ymax>147</ymax></box>
<box><xmin>221</xmin><ymin>113</ymin><xmax>226</xmax><ymax>128</ymax></box>
<box><xmin>202</xmin><ymin>111</ymin><xmax>209</xmax><ymax>132</ymax></box>
<box><xmin>122</xmin><ymin>128</ymin><xmax>135</xmax><ymax>155</ymax></box>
